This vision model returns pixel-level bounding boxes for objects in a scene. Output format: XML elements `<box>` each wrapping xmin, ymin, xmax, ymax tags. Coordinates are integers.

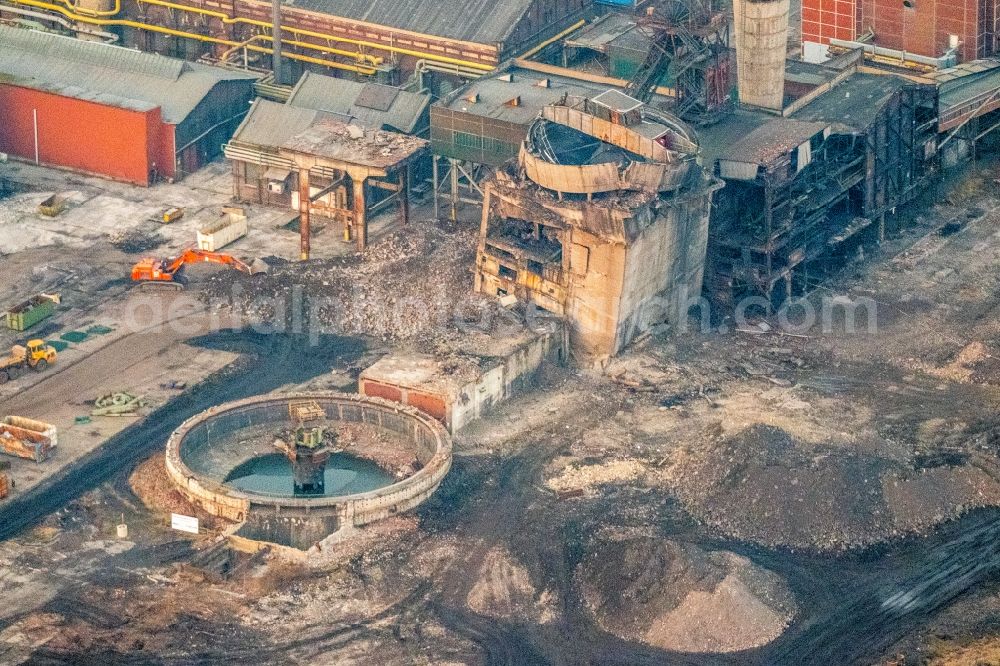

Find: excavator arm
<box><xmin>172</xmin><ymin>249</ymin><xmax>252</xmax><ymax>275</ymax></box>
<box><xmin>132</xmin><ymin>248</ymin><xmax>253</xmax><ymax>284</ymax></box>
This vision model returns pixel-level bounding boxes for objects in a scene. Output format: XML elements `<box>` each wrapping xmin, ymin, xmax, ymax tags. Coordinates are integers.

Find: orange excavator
<box><xmin>131</xmin><ymin>248</ymin><xmax>258</xmax><ymax>288</ymax></box>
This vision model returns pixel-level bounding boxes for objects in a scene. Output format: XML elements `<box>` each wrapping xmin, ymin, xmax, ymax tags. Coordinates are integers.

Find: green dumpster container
<box><xmin>5</xmin><ymin>294</ymin><xmax>58</xmax><ymax>331</ymax></box>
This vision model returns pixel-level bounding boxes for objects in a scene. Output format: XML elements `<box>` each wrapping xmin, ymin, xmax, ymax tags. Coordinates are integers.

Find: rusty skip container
<box><xmin>162</xmin><ymin>207</ymin><xmax>184</xmax><ymax>224</ymax></box>
<box><xmin>196</xmin><ymin>206</ymin><xmax>248</xmax><ymax>252</ymax></box>
<box><xmin>38</xmin><ymin>194</ymin><xmax>68</xmax><ymax>217</ymax></box>
<box><xmin>0</xmin><ymin>416</ymin><xmax>57</xmax><ymax>462</ymax></box>
<box><xmin>6</xmin><ymin>293</ymin><xmax>60</xmax><ymax>331</ymax></box>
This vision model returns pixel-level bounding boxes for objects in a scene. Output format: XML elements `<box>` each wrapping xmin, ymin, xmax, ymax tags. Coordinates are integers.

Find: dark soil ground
<box><xmin>3</xmin><ymin>156</ymin><xmax>1000</xmax><ymax>665</ymax></box>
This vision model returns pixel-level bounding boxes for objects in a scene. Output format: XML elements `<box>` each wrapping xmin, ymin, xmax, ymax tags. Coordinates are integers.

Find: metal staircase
<box><xmin>625</xmin><ymin>0</ymin><xmax>731</xmax><ymax>125</ymax></box>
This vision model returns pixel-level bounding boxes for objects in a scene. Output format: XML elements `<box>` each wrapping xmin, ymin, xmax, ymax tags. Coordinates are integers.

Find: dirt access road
<box><xmin>0</xmin><ymin>327</ymin><xmax>366</xmax><ymax>542</ymax></box>
<box><xmin>0</xmin><ymin>300</ymin><xmax>243</xmax><ymax>500</ymax></box>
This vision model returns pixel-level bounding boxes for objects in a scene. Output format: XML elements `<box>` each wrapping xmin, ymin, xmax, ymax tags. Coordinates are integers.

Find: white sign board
<box><xmin>171</xmin><ymin>513</ymin><xmax>199</xmax><ymax>534</ymax></box>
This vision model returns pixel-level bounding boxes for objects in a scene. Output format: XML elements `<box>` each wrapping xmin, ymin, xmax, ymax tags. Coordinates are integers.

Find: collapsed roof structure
<box><xmin>226</xmin><ymin>99</ymin><xmax>428</xmax><ymax>255</ymax></box>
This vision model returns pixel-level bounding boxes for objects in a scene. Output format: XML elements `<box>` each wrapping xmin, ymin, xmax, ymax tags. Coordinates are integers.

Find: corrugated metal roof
<box><xmin>286</xmin><ymin>71</ymin><xmax>429</xmax><ymax>133</ymax></box>
<box><xmin>231</xmin><ymin>98</ymin><xmax>427</xmax><ymax>169</ymax></box>
<box><xmin>719</xmin><ymin>119</ymin><xmax>830</xmax><ymax>165</ymax></box>
<box><xmin>230</xmin><ymin>99</ymin><xmax>325</xmax><ymax>147</ymax></box>
<box><xmin>792</xmin><ymin>73</ymin><xmax>905</xmax><ymax>132</ymax></box>
<box><xmin>288</xmin><ymin>0</ymin><xmax>535</xmax><ymax>45</ymax></box>
<box><xmin>281</xmin><ymin>118</ymin><xmax>427</xmax><ymax>169</ymax></box>
<box><xmin>0</xmin><ymin>26</ymin><xmax>256</xmax><ymax>124</ymax></box>
<box><xmin>355</xmin><ymin>83</ymin><xmax>399</xmax><ymax>112</ymax></box>
<box><xmin>940</xmin><ymin>66</ymin><xmax>1000</xmax><ymax>107</ymax></box>
<box><xmin>564</xmin><ymin>13</ymin><xmax>638</xmax><ymax>52</ymax></box>
<box><xmin>925</xmin><ymin>59</ymin><xmax>1000</xmax><ymax>84</ymax></box>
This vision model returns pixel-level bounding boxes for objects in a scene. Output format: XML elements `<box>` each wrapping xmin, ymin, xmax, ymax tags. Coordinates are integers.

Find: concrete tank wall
<box><xmin>164</xmin><ymin>393</ymin><xmax>452</xmax><ymax>550</ymax></box>
<box><xmin>734</xmin><ymin>0</ymin><xmax>790</xmax><ymax>111</ymax></box>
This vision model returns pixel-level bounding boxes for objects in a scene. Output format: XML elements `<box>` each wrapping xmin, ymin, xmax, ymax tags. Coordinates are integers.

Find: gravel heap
<box><xmin>577</xmin><ymin>536</ymin><xmax>795</xmax><ymax>653</ymax></box>
<box><xmin>466</xmin><ymin>546</ymin><xmax>556</xmax><ymax>623</ymax></box>
<box><xmin>109</xmin><ymin>228</ymin><xmax>164</xmax><ymax>254</ymax></box>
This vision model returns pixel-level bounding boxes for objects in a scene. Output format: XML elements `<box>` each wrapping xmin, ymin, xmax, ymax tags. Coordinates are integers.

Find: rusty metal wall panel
<box><xmin>430</xmin><ymin>106</ymin><xmax>527</xmax><ymax>165</ymax></box>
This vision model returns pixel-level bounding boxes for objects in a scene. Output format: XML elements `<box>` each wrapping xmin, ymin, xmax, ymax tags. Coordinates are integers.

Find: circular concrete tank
<box><xmin>165</xmin><ymin>392</ymin><xmax>452</xmax><ymax>549</ymax></box>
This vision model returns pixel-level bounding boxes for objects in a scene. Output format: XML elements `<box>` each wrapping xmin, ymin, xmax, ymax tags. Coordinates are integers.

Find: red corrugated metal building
<box><xmin>0</xmin><ymin>26</ymin><xmax>256</xmax><ymax>186</ymax></box>
<box><xmin>802</xmin><ymin>0</ymin><xmax>999</xmax><ymax>61</ymax></box>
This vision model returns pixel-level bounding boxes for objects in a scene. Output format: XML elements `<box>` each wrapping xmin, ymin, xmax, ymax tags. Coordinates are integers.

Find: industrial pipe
<box><xmin>218</xmin><ymin>32</ymin><xmax>380</xmax><ymax>69</ymax></box>
<box><xmin>6</xmin><ymin>0</ymin><xmax>378</xmax><ymax>74</ymax></box>
<box><xmin>69</xmin><ymin>0</ymin><xmax>119</xmax><ymax>17</ymax></box>
<box><xmin>271</xmin><ymin>0</ymin><xmax>283</xmax><ymax>84</ymax></box>
<box><xmin>18</xmin><ymin>0</ymin><xmax>383</xmax><ymax>66</ymax></box>
<box><xmin>0</xmin><ymin>4</ymin><xmax>118</xmax><ymax>39</ymax></box>
<box><xmin>36</xmin><ymin>0</ymin><xmax>495</xmax><ymax>71</ymax></box>
<box><xmin>829</xmin><ymin>38</ymin><xmax>957</xmax><ymax>69</ymax></box>
<box><xmin>413</xmin><ymin>58</ymin><xmax>487</xmax><ymax>81</ymax></box>
<box><xmin>518</xmin><ymin>19</ymin><xmax>586</xmax><ymax>59</ymax></box>
<box><xmin>408</xmin><ymin>59</ymin><xmax>487</xmax><ymax>94</ymax></box>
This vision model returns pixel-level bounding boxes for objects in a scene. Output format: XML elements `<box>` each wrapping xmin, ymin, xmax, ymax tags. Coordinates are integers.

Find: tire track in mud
<box><xmin>411</xmin><ymin>385</ymin><xmax>1000</xmax><ymax>666</ymax></box>
<box><xmin>756</xmin><ymin>508</ymin><xmax>1000</xmax><ymax>664</ymax></box>
<box><xmin>410</xmin><ymin>389</ymin><xmax>685</xmax><ymax>666</ymax></box>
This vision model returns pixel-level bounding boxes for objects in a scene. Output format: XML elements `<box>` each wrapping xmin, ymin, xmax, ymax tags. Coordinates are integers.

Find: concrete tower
<box><xmin>733</xmin><ymin>0</ymin><xmax>790</xmax><ymax>111</ymax></box>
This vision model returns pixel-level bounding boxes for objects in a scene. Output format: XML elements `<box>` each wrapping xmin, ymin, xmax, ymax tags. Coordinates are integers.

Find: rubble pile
<box><xmin>466</xmin><ymin>546</ymin><xmax>556</xmax><ymax>622</ymax></box>
<box><xmin>339</xmin><ymin>124</ymin><xmax>425</xmax><ymax>160</ymax></box>
<box><xmin>203</xmin><ymin>220</ymin><xmax>492</xmax><ymax>342</ymax></box>
<box><xmin>109</xmin><ymin>228</ymin><xmax>164</xmax><ymax>254</ymax></box>
<box><xmin>128</xmin><ymin>456</ymin><xmax>225</xmax><ymax>529</ymax></box>
<box><xmin>288</xmin><ymin>119</ymin><xmax>427</xmax><ymax>164</ymax></box>
<box><xmin>336</xmin><ymin>423</ymin><xmax>417</xmax><ymax>478</ymax></box>
<box><xmin>546</xmin><ymin>458</ymin><xmax>647</xmax><ymax>494</ymax></box>
<box><xmin>577</xmin><ymin>535</ymin><xmax>796</xmax><ymax>653</ymax></box>
<box><xmin>668</xmin><ymin>424</ymin><xmax>888</xmax><ymax>550</ymax></box>
<box><xmin>668</xmin><ymin>424</ymin><xmax>1000</xmax><ymax>551</ymax></box>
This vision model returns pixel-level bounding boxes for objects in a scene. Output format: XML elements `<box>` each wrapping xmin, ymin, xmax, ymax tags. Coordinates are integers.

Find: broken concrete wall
<box><xmin>449</xmin><ymin>326</ymin><xmax>565</xmax><ymax>431</ymax></box>
<box><xmin>361</xmin><ymin>324</ymin><xmax>565</xmax><ymax>433</ymax></box>
<box><xmin>238</xmin><ymin>510</ymin><xmax>341</xmax><ymax>550</ymax></box>
<box><xmin>563</xmin><ymin>224</ymin><xmax>627</xmax><ymax>361</ymax></box>
<box><xmin>476</xmin><ymin>96</ymin><xmax>714</xmax><ymax>362</ymax></box>
<box><xmin>478</xmin><ymin>185</ymin><xmax>714</xmax><ymax>363</ymax></box>
<box><xmin>616</xmin><ymin>194</ymin><xmax>712</xmax><ymax>349</ymax></box>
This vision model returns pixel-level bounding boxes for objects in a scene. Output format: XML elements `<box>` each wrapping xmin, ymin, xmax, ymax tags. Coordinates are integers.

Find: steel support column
<box><xmin>298</xmin><ymin>168</ymin><xmax>310</xmax><ymax>260</ymax></box>
<box><xmin>398</xmin><ymin>166</ymin><xmax>410</xmax><ymax>226</ymax></box>
<box><xmin>450</xmin><ymin>157</ymin><xmax>459</xmax><ymax>221</ymax></box>
<box><xmin>432</xmin><ymin>157</ymin><xmax>439</xmax><ymax>219</ymax></box>
<box><xmin>353</xmin><ymin>176</ymin><xmax>367</xmax><ymax>251</ymax></box>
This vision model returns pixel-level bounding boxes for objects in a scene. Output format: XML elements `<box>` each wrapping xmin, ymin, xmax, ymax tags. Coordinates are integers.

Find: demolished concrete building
<box><xmin>429</xmin><ymin>60</ymin><xmax>679</xmax><ymax>219</ymax></box>
<box><xmin>702</xmin><ymin>68</ymin><xmax>939</xmax><ymax>307</ymax></box>
<box><xmin>475</xmin><ymin>91</ymin><xmax>720</xmax><ymax>362</ymax></box>
<box><xmin>360</xmin><ymin>322</ymin><xmax>566</xmax><ymax>433</ymax></box>
<box><xmin>225</xmin><ymin>100</ymin><xmax>427</xmax><ymax>255</ymax></box>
